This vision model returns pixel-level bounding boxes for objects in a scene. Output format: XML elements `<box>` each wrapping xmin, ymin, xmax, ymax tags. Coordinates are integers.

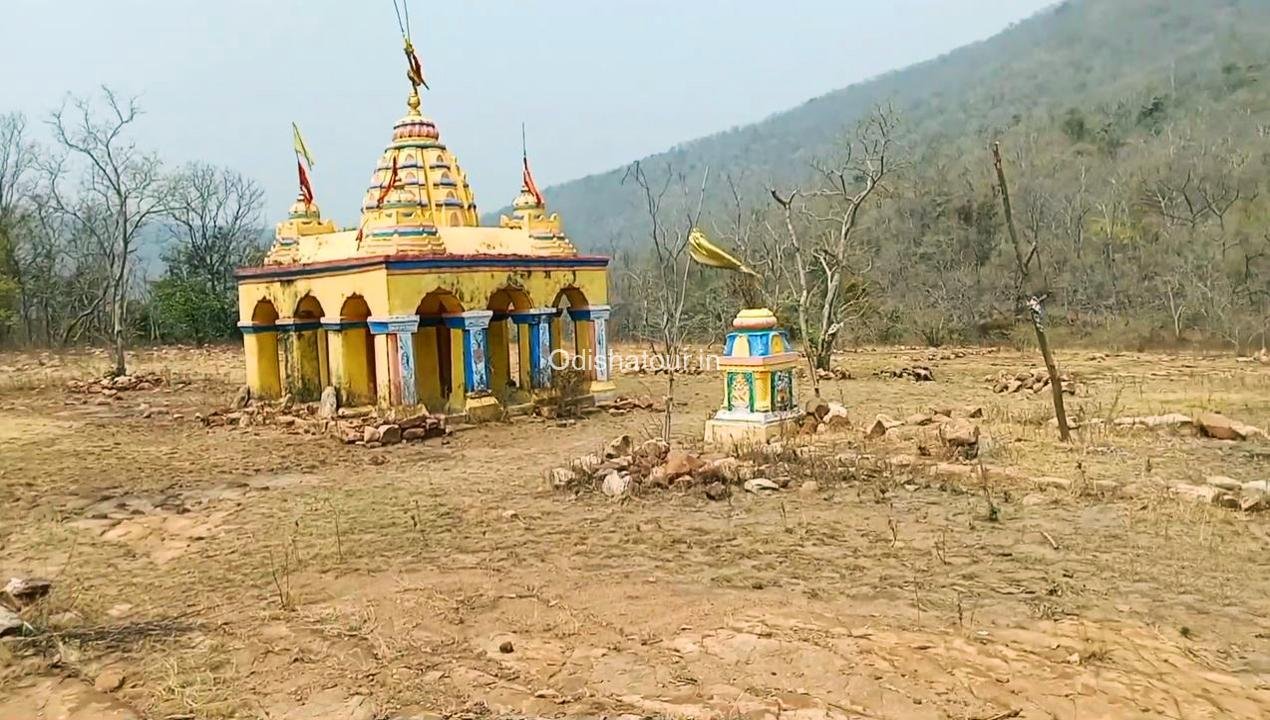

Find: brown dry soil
<box><xmin>1</xmin><ymin>344</ymin><xmax>1269</xmax><ymax>720</ymax></box>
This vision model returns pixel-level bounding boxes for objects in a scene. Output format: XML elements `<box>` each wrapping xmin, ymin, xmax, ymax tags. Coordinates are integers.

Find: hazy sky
<box><xmin>3</xmin><ymin>0</ymin><xmax>1054</xmax><ymax>225</ymax></box>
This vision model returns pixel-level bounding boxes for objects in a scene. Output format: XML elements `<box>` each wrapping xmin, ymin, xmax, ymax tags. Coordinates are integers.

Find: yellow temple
<box><xmin>235</xmin><ymin>75</ymin><xmax>613</xmax><ymax>418</ymax></box>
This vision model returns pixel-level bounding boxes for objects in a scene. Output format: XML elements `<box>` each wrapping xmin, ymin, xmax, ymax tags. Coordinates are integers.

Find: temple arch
<box><xmin>487</xmin><ymin>287</ymin><xmax>534</xmax><ymax>402</ymax></box>
<box><xmin>242</xmin><ymin>298</ymin><xmax>282</xmax><ymax>399</ymax></box>
<box><xmin>415</xmin><ymin>290</ymin><xmax>464</xmax><ymax>413</ymax></box>
<box><xmin>281</xmin><ymin>294</ymin><xmax>326</xmax><ymax>401</ymax></box>
<box><xmin>336</xmin><ymin>295</ymin><xmax>377</xmax><ymax>405</ymax></box>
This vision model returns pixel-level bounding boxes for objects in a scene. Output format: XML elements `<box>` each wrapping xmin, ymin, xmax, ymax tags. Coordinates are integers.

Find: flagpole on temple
<box><xmin>292</xmin><ymin>122</ymin><xmax>316</xmax><ymax>208</ymax></box>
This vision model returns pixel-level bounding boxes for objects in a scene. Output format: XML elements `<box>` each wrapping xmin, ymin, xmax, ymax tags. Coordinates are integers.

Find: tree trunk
<box><xmin>992</xmin><ymin>141</ymin><xmax>1070</xmax><ymax>442</ymax></box>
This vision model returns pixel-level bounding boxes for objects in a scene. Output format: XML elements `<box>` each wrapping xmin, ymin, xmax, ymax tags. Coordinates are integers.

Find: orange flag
<box><xmin>376</xmin><ymin>154</ymin><xmax>399</xmax><ymax>207</ymax></box>
<box><xmin>522</xmin><ymin>155</ymin><xmax>543</xmax><ymax>206</ymax></box>
<box><xmin>297</xmin><ymin>160</ymin><xmax>314</xmax><ymax>206</ymax></box>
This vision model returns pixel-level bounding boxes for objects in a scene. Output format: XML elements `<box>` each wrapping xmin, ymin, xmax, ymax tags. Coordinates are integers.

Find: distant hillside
<box><xmin>527</xmin><ymin>0</ymin><xmax>1269</xmax><ymax>251</ymax></box>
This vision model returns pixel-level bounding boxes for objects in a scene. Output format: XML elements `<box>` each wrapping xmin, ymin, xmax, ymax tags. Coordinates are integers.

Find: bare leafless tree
<box><xmin>46</xmin><ymin>88</ymin><xmax>168</xmax><ymax>375</ymax></box>
<box><xmin>164</xmin><ymin>162</ymin><xmax>265</xmax><ymax>298</ymax></box>
<box><xmin>622</xmin><ymin>160</ymin><xmax>709</xmax><ymax>441</ymax></box>
<box><xmin>0</xmin><ymin>113</ymin><xmax>39</xmax><ymax>340</ymax></box>
<box><xmin>767</xmin><ymin>104</ymin><xmax>900</xmax><ymax>388</ymax></box>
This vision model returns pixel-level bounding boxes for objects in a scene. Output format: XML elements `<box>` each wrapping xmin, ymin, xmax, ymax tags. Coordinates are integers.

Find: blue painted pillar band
<box><xmin>444</xmin><ymin>311</ymin><xmax>494</xmax><ymax>395</ymax></box>
<box><xmin>512</xmin><ymin>308</ymin><xmax>559</xmax><ymax>390</ymax></box>
<box><xmin>369</xmin><ymin>315</ymin><xmax>420</xmax><ymax>406</ymax></box>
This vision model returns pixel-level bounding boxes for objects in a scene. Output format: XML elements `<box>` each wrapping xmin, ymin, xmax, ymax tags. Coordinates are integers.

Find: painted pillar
<box><xmin>511</xmin><ymin>307</ymin><xmax>558</xmax><ymax>390</ymax></box>
<box><xmin>488</xmin><ymin>313</ymin><xmax>511</xmax><ymax>397</ymax></box>
<box><xmin>276</xmin><ymin>318</ymin><xmax>323</xmax><ymax>401</ymax></box>
<box><xmin>413</xmin><ymin>318</ymin><xmax>444</xmax><ymax>411</ymax></box>
<box><xmin>568</xmin><ymin>305</ymin><xmax>615</xmax><ymax>400</ymax></box>
<box><xmin>369</xmin><ymin>315</ymin><xmax>420</xmax><ymax>406</ymax></box>
<box><xmin>316</xmin><ymin>328</ymin><xmax>330</xmax><ymax>390</ymax></box>
<box><xmin>238</xmin><ymin>322</ymin><xmax>282</xmax><ymax>399</ymax></box>
<box><xmin>371</xmin><ymin>332</ymin><xmax>392</xmax><ymax>406</ymax></box>
<box><xmin>320</xmin><ymin>317</ymin><xmax>345</xmax><ymax>398</ymax></box>
<box><xmin>515</xmin><ymin>317</ymin><xmax>534</xmax><ymax>392</ymax></box>
<box><xmin>442</xmin><ymin>310</ymin><xmax>499</xmax><ymax>416</ymax></box>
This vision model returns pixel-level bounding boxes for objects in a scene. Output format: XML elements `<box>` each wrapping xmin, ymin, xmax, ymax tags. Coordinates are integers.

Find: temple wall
<box><xmin>237</xmin><ymin>267</ymin><xmax>390</xmax><ymax>322</ymax></box>
<box><xmin>384</xmin><ymin>267</ymin><xmax>608</xmax><ymax>314</ymax></box>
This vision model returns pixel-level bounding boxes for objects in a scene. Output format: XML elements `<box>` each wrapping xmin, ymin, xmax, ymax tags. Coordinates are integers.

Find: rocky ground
<box><xmin>0</xmin><ymin>343</ymin><xmax>1268</xmax><ymax>719</ymax></box>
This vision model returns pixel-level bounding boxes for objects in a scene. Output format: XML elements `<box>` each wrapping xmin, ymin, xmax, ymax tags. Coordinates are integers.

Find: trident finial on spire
<box><xmin>392</xmin><ymin>0</ymin><xmax>427</xmax><ymax>108</ymax></box>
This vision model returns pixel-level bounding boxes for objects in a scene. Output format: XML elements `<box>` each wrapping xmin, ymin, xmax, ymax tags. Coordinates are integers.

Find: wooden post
<box><xmin>992</xmin><ymin>142</ymin><xmax>1071</xmax><ymax>442</ymax></box>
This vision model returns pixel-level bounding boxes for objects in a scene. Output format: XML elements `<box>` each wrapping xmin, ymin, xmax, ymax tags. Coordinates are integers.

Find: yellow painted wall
<box><xmin>386</xmin><ymin>267</ymin><xmax>608</xmax><ymax>314</ymax></box>
<box><xmin>238</xmin><ymin>267</ymin><xmax>390</xmax><ymax>322</ymax></box>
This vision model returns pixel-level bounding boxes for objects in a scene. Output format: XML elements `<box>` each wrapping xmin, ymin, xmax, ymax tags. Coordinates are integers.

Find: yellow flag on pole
<box><xmin>688</xmin><ymin>228</ymin><xmax>759</xmax><ymax>277</ymax></box>
<box><xmin>292</xmin><ymin>122</ymin><xmax>315</xmax><ymax>168</ymax></box>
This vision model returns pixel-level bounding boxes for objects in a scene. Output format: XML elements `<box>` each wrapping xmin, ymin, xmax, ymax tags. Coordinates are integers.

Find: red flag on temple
<box><xmin>376</xmin><ymin>154</ymin><xmax>399</xmax><ymax>208</ymax></box>
<box><xmin>297</xmin><ymin>159</ymin><xmax>314</xmax><ymax>207</ymax></box>
<box><xmin>522</xmin><ymin>155</ymin><xmax>544</xmax><ymax>206</ymax></box>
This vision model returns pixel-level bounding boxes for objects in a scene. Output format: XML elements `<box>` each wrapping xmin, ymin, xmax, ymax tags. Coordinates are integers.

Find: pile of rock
<box><xmin>605</xmin><ymin>394</ymin><xmax>670</xmax><ymax>417</ymax></box>
<box><xmin>875</xmin><ymin>365</ymin><xmax>935</xmax><ymax>382</ymax></box>
<box><xmin>797</xmin><ymin>398</ymin><xmax>853</xmax><ymax>435</ymax></box>
<box><xmin>990</xmin><ymin>368</ymin><xmax>1078</xmax><ymax>395</ymax></box>
<box><xmin>66</xmin><ymin>372</ymin><xmax>166</xmax><ymax>396</ymax></box>
<box><xmin>1172</xmin><ymin>477</ymin><xmax>1269</xmax><ymax>512</ymax></box>
<box><xmin>1063</xmin><ymin>411</ymin><xmax>1266</xmax><ymax>441</ymax></box>
<box><xmin>199</xmin><ymin>385</ymin><xmax>447</xmax><ymax>447</ymax></box>
<box><xmin>864</xmin><ymin>407</ymin><xmax>985</xmax><ymax>459</ymax></box>
<box><xmin>812</xmin><ymin>366</ymin><xmax>853</xmax><ymax>381</ymax></box>
<box><xmin>550</xmin><ymin>434</ymin><xmax>789</xmax><ymax>501</ymax></box>
<box><xmin>1</xmin><ymin>576</ymin><xmax>52</xmax><ymax>638</ymax></box>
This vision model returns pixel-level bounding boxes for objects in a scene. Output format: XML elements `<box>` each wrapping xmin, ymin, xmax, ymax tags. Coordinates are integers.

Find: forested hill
<box><xmin>533</xmin><ymin>0</ymin><xmax>1269</xmax><ymax>251</ymax></box>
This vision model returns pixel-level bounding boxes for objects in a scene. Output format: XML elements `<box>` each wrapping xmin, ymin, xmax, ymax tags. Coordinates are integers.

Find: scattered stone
<box><xmin>1240</xmin><ymin>495</ymin><xmax>1266</xmax><ymax>513</ymax></box>
<box><xmin>377</xmin><ymin>424</ymin><xmax>402</xmax><ymax>445</ymax></box>
<box><xmin>0</xmin><ymin>607</ymin><xmax>26</xmax><ymax>637</ymax></box>
<box><xmin>575</xmin><ymin>453</ymin><xmax>604</xmax><ymax>477</ymax></box>
<box><xmin>876</xmin><ymin>365</ymin><xmax>934</xmax><ymax>382</ymax></box>
<box><xmin>939</xmin><ymin>419</ymin><xmax>980</xmax><ymax>448</ymax></box>
<box><xmin>663</xmin><ymin>450</ymin><xmax>702</xmax><ymax>480</ymax></box>
<box><xmin>498</xmin><ymin>640</ymin><xmax>515</xmax><ymax>654</ymax></box>
<box><xmin>548</xmin><ymin>467</ymin><xmax>577</xmax><ymax>489</ymax></box>
<box><xmin>704</xmin><ymin>482</ymin><xmax>729</xmax><ymax>501</ymax></box>
<box><xmin>318</xmin><ymin>386</ymin><xmax>339</xmax><ymax>419</ymax></box>
<box><xmin>633</xmin><ymin>438</ymin><xmax>670</xmax><ymax>467</ymax></box>
<box><xmin>805</xmin><ymin>399</ymin><xmax>831</xmax><ymax>420</ymax></box>
<box><xmin>604</xmin><ymin>434</ymin><xmax>633</xmax><ymax>459</ymax></box>
<box><xmin>905</xmin><ymin>413</ymin><xmax>934</xmax><ymax>427</ymax></box>
<box><xmin>1034</xmin><ymin>476</ymin><xmax>1072</xmax><ymax>490</ymax></box>
<box><xmin>362</xmin><ymin>426</ymin><xmax>381</xmax><ymax>444</ymax></box>
<box><xmin>1113</xmin><ymin>413</ymin><xmax>1194</xmax><ymax>429</ymax></box>
<box><xmin>337</xmin><ymin>407</ymin><xmax>374</xmax><ymax>419</ymax></box>
<box><xmin>2</xmin><ymin>577</ymin><xmax>52</xmax><ymax>609</ymax></box>
<box><xmin>799</xmin><ymin>480</ymin><xmax>820</xmax><ymax>495</ymax></box>
<box><xmin>1205</xmin><ymin>476</ymin><xmax>1242</xmax><ymax>491</ymax></box>
<box><xmin>823</xmin><ymin>402</ymin><xmax>851</xmax><ymax>429</ymax></box>
<box><xmin>699</xmin><ymin>457</ymin><xmax>744</xmax><ymax>483</ymax></box>
<box><xmin>1195</xmin><ymin>412</ymin><xmax>1242</xmax><ymax>440</ymax></box>
<box><xmin>402</xmin><ymin>427</ymin><xmax>430</xmax><ymax>442</ymax></box>
<box><xmin>743</xmin><ymin>478</ymin><xmax>781</xmax><ymax>493</ymax></box>
<box><xmin>964</xmin><ymin>406</ymin><xmax>985</xmax><ymax>419</ymax></box>
<box><xmin>94</xmin><ymin>668</ymin><xmax>126</xmax><ymax>693</ymax></box>
<box><xmin>1171</xmin><ymin>483</ymin><xmax>1221</xmax><ymax>504</ymax></box>
<box><xmin>866</xmin><ymin>418</ymin><xmax>889</xmax><ymax>438</ymax></box>
<box><xmin>1242</xmin><ymin>480</ymin><xmax>1270</xmax><ymax>494</ymax></box>
<box><xmin>601</xmin><ymin>470</ymin><xmax>630</xmax><ymax>498</ymax></box>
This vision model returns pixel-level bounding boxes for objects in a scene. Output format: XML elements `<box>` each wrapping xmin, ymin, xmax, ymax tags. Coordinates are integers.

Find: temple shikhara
<box><xmin>234</xmin><ymin>47</ymin><xmax>612</xmax><ymax>418</ymax></box>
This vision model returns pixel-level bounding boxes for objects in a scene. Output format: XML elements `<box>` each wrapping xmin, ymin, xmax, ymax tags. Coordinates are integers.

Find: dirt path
<box><xmin>2</xmin><ymin>345</ymin><xmax>1269</xmax><ymax>719</ymax></box>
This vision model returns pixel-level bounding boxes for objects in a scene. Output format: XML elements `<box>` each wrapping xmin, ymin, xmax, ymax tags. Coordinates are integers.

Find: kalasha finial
<box><xmin>407</xmin><ymin>90</ymin><xmax>421</xmax><ymax>115</ymax></box>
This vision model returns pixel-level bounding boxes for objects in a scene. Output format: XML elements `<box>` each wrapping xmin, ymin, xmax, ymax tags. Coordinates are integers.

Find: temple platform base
<box><xmin>704</xmin><ymin>410</ymin><xmax>803</xmax><ymax>448</ymax></box>
<box><xmin>463</xmin><ymin>394</ymin><xmax>503</xmax><ymax>422</ymax></box>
